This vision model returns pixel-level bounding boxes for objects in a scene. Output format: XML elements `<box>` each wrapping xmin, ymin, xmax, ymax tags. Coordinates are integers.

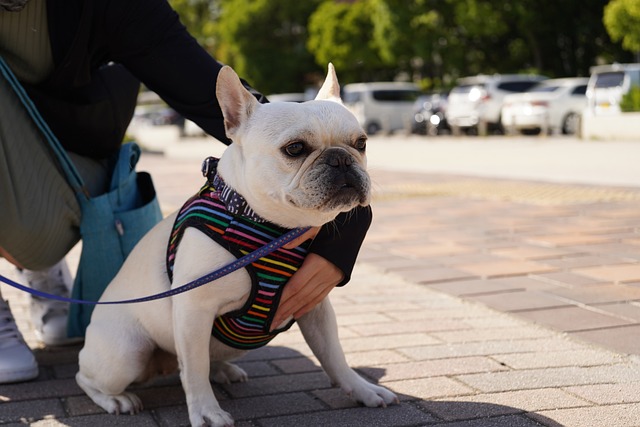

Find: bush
<box><xmin>620</xmin><ymin>86</ymin><xmax>640</xmax><ymax>112</ymax></box>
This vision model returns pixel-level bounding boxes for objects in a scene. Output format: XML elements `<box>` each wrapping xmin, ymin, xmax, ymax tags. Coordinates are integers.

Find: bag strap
<box><xmin>0</xmin><ymin>56</ymin><xmax>88</xmax><ymax>198</ymax></box>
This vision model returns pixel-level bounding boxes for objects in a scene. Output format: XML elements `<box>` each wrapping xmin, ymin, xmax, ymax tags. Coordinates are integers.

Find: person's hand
<box><xmin>270</xmin><ymin>234</ymin><xmax>344</xmax><ymax>331</ymax></box>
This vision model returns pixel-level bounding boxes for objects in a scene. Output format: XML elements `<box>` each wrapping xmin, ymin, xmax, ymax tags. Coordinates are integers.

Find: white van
<box><xmin>586</xmin><ymin>63</ymin><xmax>640</xmax><ymax>115</ymax></box>
<box><xmin>342</xmin><ymin>82</ymin><xmax>421</xmax><ymax>135</ymax></box>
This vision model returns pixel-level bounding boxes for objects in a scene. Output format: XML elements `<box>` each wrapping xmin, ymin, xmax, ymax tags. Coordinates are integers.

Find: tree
<box><xmin>169</xmin><ymin>0</ymin><xmax>220</xmax><ymax>53</ymax></box>
<box><xmin>307</xmin><ymin>0</ymin><xmax>390</xmax><ymax>83</ymax></box>
<box><xmin>604</xmin><ymin>0</ymin><xmax>640</xmax><ymax>55</ymax></box>
<box><xmin>213</xmin><ymin>0</ymin><xmax>323</xmax><ymax>95</ymax></box>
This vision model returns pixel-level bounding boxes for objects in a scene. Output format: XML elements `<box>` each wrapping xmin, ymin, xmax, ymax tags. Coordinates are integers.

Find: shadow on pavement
<box><xmin>0</xmin><ymin>343</ymin><xmax>563</xmax><ymax>426</ymax></box>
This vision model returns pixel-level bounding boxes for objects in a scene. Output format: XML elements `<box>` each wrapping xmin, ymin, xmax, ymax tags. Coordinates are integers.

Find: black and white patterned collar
<box><xmin>201</xmin><ymin>157</ymin><xmax>267</xmax><ymax>223</ymax></box>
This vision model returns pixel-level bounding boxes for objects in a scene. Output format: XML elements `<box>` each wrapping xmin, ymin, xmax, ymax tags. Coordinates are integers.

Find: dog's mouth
<box><xmin>287</xmin><ymin>178</ymin><xmax>369</xmax><ymax>212</ymax></box>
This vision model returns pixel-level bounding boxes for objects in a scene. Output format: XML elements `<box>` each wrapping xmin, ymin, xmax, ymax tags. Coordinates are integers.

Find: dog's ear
<box><xmin>216</xmin><ymin>66</ymin><xmax>260</xmax><ymax>141</ymax></box>
<box><xmin>315</xmin><ymin>63</ymin><xmax>342</xmax><ymax>103</ymax></box>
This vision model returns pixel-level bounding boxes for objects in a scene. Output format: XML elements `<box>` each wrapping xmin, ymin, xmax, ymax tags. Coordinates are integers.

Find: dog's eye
<box><xmin>354</xmin><ymin>137</ymin><xmax>367</xmax><ymax>151</ymax></box>
<box><xmin>284</xmin><ymin>141</ymin><xmax>306</xmax><ymax>157</ymax></box>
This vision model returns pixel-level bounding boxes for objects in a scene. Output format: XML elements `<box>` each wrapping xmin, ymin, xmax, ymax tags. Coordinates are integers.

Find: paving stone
<box><xmin>427</xmin><ymin>279</ymin><xmax>527</xmax><ymax>296</ymax></box>
<box><xmin>457</xmin><ymin>260</ymin><xmax>557</xmax><ymax>278</ymax></box>
<box><xmin>571</xmin><ymin>324</ymin><xmax>640</xmax><ymax>355</ymax></box>
<box><xmin>531</xmin><ymin>403</ymin><xmax>640</xmax><ymax>427</ymax></box>
<box><xmin>542</xmin><ymin>254</ymin><xmax>631</xmax><ymax>269</ymax></box>
<box><xmin>430</xmin><ymin>326</ymin><xmax>553</xmax><ymax>344</ymax></box>
<box><xmin>530</xmin><ymin>271</ymin><xmax>605</xmax><ymax>287</ymax></box>
<box><xmin>359</xmin><ymin>356</ymin><xmax>507</xmax><ymax>381</ymax></box>
<box><xmin>492</xmin><ymin>349</ymin><xmax>624</xmax><ymax>369</ymax></box>
<box><xmin>0</xmin><ymin>399</ymin><xmax>65</xmax><ymax>424</ymax></box>
<box><xmin>390</xmin><ymin>242</ymin><xmax>476</xmax><ymax>257</ymax></box>
<box><xmin>456</xmin><ymin>364</ymin><xmax>640</xmax><ymax>393</ymax></box>
<box><xmin>40</xmin><ymin>413</ymin><xmax>158</xmax><ymax>426</ymax></box>
<box><xmin>490</xmin><ymin>245</ymin><xmax>576</xmax><ymax>260</ymax></box>
<box><xmin>391</xmin><ymin>266</ymin><xmax>476</xmax><ymax>284</ymax></box>
<box><xmin>544</xmin><ymin>284</ymin><xmax>640</xmax><ymax>304</ymax></box>
<box><xmin>332</xmin><ymin>312</ymin><xmax>393</xmax><ymax>327</ymax></box>
<box><xmin>0</xmin><ymin>378</ymin><xmax>82</xmax><ymax>402</ymax></box>
<box><xmin>345</xmin><ymin>350</ymin><xmax>411</xmax><ymax>366</ymax></box>
<box><xmin>430</xmin><ymin>414</ymin><xmax>554</xmax><ymax>427</ymax></box>
<box><xmin>339</xmin><ymin>333</ymin><xmax>441</xmax><ymax>352</ymax></box>
<box><xmin>515</xmin><ymin>306</ymin><xmax>633</xmax><ymax>332</ymax></box>
<box><xmin>466</xmin><ymin>290</ymin><xmax>570</xmax><ymax>312</ymax></box>
<box><xmin>564</xmin><ymin>381</ymin><xmax>640</xmax><ymax>404</ymax></box>
<box><xmin>383</xmin><ymin>377</ymin><xmax>475</xmax><ymax>401</ymax></box>
<box><xmin>575</xmin><ymin>263</ymin><xmax>640</xmax><ymax>283</ymax></box>
<box><xmin>347</xmin><ymin>318</ymin><xmax>469</xmax><ymax>336</ymax></box>
<box><xmin>269</xmin><ymin>357</ymin><xmax>321</xmax><ymax>375</ymax></box>
<box><xmin>398</xmin><ymin>337</ymin><xmax>584</xmax><ymax>361</ymax></box>
<box><xmin>594</xmin><ymin>301</ymin><xmax>640</xmax><ymax>321</ymax></box>
<box><xmin>257</xmin><ymin>404</ymin><xmax>435</xmax><ymax>427</ymax></box>
<box><xmin>221</xmin><ymin>392</ymin><xmax>325</xmax><ymax>420</ymax></box>
<box><xmin>421</xmin><ymin>389</ymin><xmax>589</xmax><ymax>421</ymax></box>
<box><xmin>525</xmin><ymin>234</ymin><xmax>615</xmax><ymax>247</ymax></box>
<box><xmin>221</xmin><ymin>372</ymin><xmax>331</xmax><ymax>398</ymax></box>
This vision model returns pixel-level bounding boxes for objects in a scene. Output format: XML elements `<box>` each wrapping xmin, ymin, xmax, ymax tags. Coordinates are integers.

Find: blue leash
<box><xmin>0</xmin><ymin>227</ymin><xmax>310</xmax><ymax>305</ymax></box>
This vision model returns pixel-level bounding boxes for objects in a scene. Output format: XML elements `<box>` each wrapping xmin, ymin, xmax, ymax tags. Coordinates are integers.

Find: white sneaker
<box><xmin>0</xmin><ymin>298</ymin><xmax>38</xmax><ymax>383</ymax></box>
<box><xmin>19</xmin><ymin>260</ymin><xmax>80</xmax><ymax>346</ymax></box>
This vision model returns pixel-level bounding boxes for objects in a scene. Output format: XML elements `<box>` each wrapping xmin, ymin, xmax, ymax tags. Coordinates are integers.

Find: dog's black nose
<box><xmin>326</xmin><ymin>149</ymin><xmax>353</xmax><ymax>171</ymax></box>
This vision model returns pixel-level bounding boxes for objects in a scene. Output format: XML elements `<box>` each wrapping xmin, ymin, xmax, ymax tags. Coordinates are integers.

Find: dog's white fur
<box><xmin>76</xmin><ymin>64</ymin><xmax>398</xmax><ymax>427</ymax></box>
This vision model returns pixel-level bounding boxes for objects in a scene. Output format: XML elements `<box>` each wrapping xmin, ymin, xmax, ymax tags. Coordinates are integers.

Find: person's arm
<box><xmin>309</xmin><ymin>205</ymin><xmax>372</xmax><ymax>286</ymax></box>
<box><xmin>104</xmin><ymin>0</ymin><xmax>264</xmax><ymax>145</ymax></box>
<box><xmin>269</xmin><ymin>206</ymin><xmax>372</xmax><ymax>330</ymax></box>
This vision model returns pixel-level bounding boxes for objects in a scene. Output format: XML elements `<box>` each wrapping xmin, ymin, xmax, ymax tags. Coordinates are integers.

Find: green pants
<box><xmin>0</xmin><ymin>71</ymin><xmax>109</xmax><ymax>270</ymax></box>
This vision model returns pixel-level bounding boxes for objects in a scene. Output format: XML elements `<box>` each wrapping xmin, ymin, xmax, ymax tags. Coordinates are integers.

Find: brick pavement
<box><xmin>2</xmin><ymin>154</ymin><xmax>640</xmax><ymax>426</ymax></box>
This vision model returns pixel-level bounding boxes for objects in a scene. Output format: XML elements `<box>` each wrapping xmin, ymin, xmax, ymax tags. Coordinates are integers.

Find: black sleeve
<box><xmin>308</xmin><ymin>205</ymin><xmax>372</xmax><ymax>287</ymax></box>
<box><xmin>104</xmin><ymin>0</ymin><xmax>266</xmax><ymax>145</ymax></box>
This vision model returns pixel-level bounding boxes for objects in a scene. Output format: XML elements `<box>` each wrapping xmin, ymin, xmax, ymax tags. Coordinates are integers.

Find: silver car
<box><xmin>446</xmin><ymin>74</ymin><xmax>547</xmax><ymax>134</ymax></box>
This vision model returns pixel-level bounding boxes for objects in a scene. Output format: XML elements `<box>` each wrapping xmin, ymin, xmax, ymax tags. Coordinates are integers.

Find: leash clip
<box><xmin>201</xmin><ymin>157</ymin><xmax>219</xmax><ymax>182</ymax></box>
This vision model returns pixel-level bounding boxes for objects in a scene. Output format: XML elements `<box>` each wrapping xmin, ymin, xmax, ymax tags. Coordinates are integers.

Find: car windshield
<box><xmin>372</xmin><ymin>90</ymin><xmax>421</xmax><ymax>102</ymax></box>
<box><xmin>529</xmin><ymin>84</ymin><xmax>561</xmax><ymax>93</ymax></box>
<box><xmin>594</xmin><ymin>72</ymin><xmax>625</xmax><ymax>88</ymax></box>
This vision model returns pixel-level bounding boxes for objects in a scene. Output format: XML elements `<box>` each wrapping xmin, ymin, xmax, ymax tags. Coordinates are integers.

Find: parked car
<box><xmin>586</xmin><ymin>63</ymin><xmax>640</xmax><ymax>115</ymax></box>
<box><xmin>501</xmin><ymin>77</ymin><xmax>588</xmax><ymax>135</ymax></box>
<box><xmin>411</xmin><ymin>92</ymin><xmax>449</xmax><ymax>136</ymax></box>
<box><xmin>267</xmin><ymin>92</ymin><xmax>307</xmax><ymax>103</ymax></box>
<box><xmin>342</xmin><ymin>82</ymin><xmax>422</xmax><ymax>135</ymax></box>
<box><xmin>445</xmin><ymin>74</ymin><xmax>547</xmax><ymax>134</ymax></box>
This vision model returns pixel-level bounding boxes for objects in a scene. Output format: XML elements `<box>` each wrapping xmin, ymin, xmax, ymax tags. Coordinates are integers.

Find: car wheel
<box><xmin>562</xmin><ymin>113</ymin><xmax>580</xmax><ymax>135</ymax></box>
<box><xmin>366</xmin><ymin>122</ymin><xmax>381</xmax><ymax>135</ymax></box>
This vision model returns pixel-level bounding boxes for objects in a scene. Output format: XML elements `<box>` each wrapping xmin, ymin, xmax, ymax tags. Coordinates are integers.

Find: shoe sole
<box><xmin>0</xmin><ymin>366</ymin><xmax>39</xmax><ymax>384</ymax></box>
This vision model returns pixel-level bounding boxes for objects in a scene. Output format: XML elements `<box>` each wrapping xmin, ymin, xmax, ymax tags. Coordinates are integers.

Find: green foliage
<box><xmin>307</xmin><ymin>1</ymin><xmax>388</xmax><ymax>83</ymax></box>
<box><xmin>166</xmin><ymin>0</ymin><xmax>635</xmax><ymax>94</ymax></box>
<box><xmin>213</xmin><ymin>0</ymin><xmax>322</xmax><ymax>95</ymax></box>
<box><xmin>620</xmin><ymin>86</ymin><xmax>640</xmax><ymax>112</ymax></box>
<box><xmin>168</xmin><ymin>0</ymin><xmax>219</xmax><ymax>53</ymax></box>
<box><xmin>604</xmin><ymin>0</ymin><xmax>640</xmax><ymax>53</ymax></box>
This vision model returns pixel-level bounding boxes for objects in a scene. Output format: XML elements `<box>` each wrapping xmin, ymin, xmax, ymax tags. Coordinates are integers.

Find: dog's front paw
<box><xmin>190</xmin><ymin>407</ymin><xmax>234</xmax><ymax>427</ymax></box>
<box><xmin>346</xmin><ymin>380</ymin><xmax>399</xmax><ymax>408</ymax></box>
<box><xmin>211</xmin><ymin>361</ymin><xmax>248</xmax><ymax>384</ymax></box>
<box><xmin>95</xmin><ymin>391</ymin><xmax>144</xmax><ymax>415</ymax></box>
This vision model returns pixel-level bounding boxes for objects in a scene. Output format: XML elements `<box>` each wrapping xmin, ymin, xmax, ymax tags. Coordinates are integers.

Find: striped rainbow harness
<box><xmin>166</xmin><ymin>171</ymin><xmax>307</xmax><ymax>350</ymax></box>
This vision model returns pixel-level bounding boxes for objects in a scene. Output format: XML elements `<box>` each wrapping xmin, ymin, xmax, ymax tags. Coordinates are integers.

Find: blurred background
<box><xmin>133</xmin><ymin>0</ymin><xmax>640</xmax><ymax>141</ymax></box>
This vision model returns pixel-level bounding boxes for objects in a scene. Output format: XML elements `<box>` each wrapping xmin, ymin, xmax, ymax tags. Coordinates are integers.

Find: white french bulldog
<box><xmin>76</xmin><ymin>64</ymin><xmax>398</xmax><ymax>427</ymax></box>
